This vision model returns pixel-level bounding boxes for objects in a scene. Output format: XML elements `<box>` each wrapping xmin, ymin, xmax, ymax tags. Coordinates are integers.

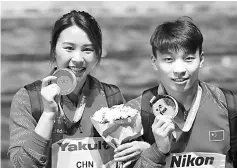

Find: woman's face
<box><xmin>55</xmin><ymin>25</ymin><xmax>97</xmax><ymax>82</ymax></box>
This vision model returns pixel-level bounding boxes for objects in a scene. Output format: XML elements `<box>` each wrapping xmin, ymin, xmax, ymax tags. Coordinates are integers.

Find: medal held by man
<box><xmin>150</xmin><ymin>95</ymin><xmax>178</xmax><ymax>141</ymax></box>
<box><xmin>150</xmin><ymin>95</ymin><xmax>178</xmax><ymax>119</ymax></box>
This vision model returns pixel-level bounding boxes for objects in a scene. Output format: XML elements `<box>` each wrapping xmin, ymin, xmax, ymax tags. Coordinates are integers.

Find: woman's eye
<box><xmin>64</xmin><ymin>46</ymin><xmax>74</xmax><ymax>51</ymax></box>
<box><xmin>83</xmin><ymin>48</ymin><xmax>94</xmax><ymax>52</ymax></box>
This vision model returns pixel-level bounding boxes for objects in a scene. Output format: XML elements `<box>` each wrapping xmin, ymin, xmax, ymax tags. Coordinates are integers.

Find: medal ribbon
<box><xmin>73</xmin><ymin>95</ymin><xmax>87</xmax><ymax>123</ymax></box>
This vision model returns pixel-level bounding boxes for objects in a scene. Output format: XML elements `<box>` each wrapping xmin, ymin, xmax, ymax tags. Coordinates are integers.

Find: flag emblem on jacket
<box><xmin>209</xmin><ymin>130</ymin><xmax>224</xmax><ymax>141</ymax></box>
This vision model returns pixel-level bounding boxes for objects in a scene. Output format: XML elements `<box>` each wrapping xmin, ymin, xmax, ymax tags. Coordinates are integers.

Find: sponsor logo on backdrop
<box><xmin>165</xmin><ymin>152</ymin><xmax>226</xmax><ymax>168</ymax></box>
<box><xmin>58</xmin><ymin>140</ymin><xmax>111</xmax><ymax>151</ymax></box>
<box><xmin>170</xmin><ymin>155</ymin><xmax>214</xmax><ymax>167</ymax></box>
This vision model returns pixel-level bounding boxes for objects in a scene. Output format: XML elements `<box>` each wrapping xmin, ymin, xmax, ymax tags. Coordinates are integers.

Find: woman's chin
<box><xmin>74</xmin><ymin>69</ymin><xmax>86</xmax><ymax>77</ymax></box>
<box><xmin>76</xmin><ymin>73</ymin><xmax>87</xmax><ymax>81</ymax></box>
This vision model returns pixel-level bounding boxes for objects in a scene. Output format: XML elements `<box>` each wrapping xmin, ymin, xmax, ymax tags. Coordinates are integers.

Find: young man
<box><xmin>127</xmin><ymin>17</ymin><xmax>237</xmax><ymax>168</ymax></box>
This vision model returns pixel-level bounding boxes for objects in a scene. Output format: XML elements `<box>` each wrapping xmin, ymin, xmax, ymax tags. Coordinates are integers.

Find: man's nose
<box><xmin>173</xmin><ymin>60</ymin><xmax>186</xmax><ymax>76</ymax></box>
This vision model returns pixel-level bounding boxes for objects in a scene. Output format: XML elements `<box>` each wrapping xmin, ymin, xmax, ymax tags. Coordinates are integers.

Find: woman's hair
<box><xmin>150</xmin><ymin>16</ymin><xmax>203</xmax><ymax>57</ymax></box>
<box><xmin>50</xmin><ymin>10</ymin><xmax>102</xmax><ymax>64</ymax></box>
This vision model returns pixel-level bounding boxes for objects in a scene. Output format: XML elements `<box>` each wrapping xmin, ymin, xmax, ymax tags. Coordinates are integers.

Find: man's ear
<box><xmin>151</xmin><ymin>54</ymin><xmax>158</xmax><ymax>71</ymax></box>
<box><xmin>200</xmin><ymin>51</ymin><xmax>204</xmax><ymax>67</ymax></box>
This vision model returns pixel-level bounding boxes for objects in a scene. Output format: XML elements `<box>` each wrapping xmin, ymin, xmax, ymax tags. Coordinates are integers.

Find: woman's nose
<box><xmin>71</xmin><ymin>51</ymin><xmax>84</xmax><ymax>62</ymax></box>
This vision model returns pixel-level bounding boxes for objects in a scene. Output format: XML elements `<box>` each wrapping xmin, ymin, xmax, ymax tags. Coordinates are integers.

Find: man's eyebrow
<box><xmin>160</xmin><ymin>52</ymin><xmax>173</xmax><ymax>57</ymax></box>
<box><xmin>158</xmin><ymin>50</ymin><xmax>173</xmax><ymax>55</ymax></box>
<box><xmin>183</xmin><ymin>52</ymin><xmax>197</xmax><ymax>57</ymax></box>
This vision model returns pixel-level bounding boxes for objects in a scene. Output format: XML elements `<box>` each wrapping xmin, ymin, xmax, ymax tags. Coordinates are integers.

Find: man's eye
<box><xmin>163</xmin><ymin>58</ymin><xmax>173</xmax><ymax>62</ymax></box>
<box><xmin>185</xmin><ymin>57</ymin><xmax>195</xmax><ymax>61</ymax></box>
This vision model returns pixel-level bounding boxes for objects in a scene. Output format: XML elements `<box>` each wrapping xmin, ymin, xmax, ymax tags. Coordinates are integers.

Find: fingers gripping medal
<box><xmin>52</xmin><ymin>68</ymin><xmax>77</xmax><ymax>95</ymax></box>
<box><xmin>150</xmin><ymin>95</ymin><xmax>178</xmax><ymax>119</ymax></box>
<box><xmin>150</xmin><ymin>95</ymin><xmax>178</xmax><ymax>141</ymax></box>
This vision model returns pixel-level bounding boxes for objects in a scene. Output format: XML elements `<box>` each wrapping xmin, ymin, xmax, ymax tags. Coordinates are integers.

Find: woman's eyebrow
<box><xmin>62</xmin><ymin>42</ymin><xmax>93</xmax><ymax>47</ymax></box>
<box><xmin>82</xmin><ymin>44</ymin><xmax>94</xmax><ymax>47</ymax></box>
<box><xmin>62</xmin><ymin>42</ymin><xmax>75</xmax><ymax>45</ymax></box>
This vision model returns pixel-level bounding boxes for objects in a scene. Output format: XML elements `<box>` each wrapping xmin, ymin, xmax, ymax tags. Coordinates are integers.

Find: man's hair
<box><xmin>150</xmin><ymin>17</ymin><xmax>203</xmax><ymax>57</ymax></box>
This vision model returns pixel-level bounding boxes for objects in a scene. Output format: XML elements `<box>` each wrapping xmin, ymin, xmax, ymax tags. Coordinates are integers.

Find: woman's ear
<box><xmin>200</xmin><ymin>51</ymin><xmax>204</xmax><ymax>67</ymax></box>
<box><xmin>92</xmin><ymin>60</ymin><xmax>99</xmax><ymax>70</ymax></box>
<box><xmin>151</xmin><ymin>54</ymin><xmax>158</xmax><ymax>71</ymax></box>
<box><xmin>101</xmin><ymin>49</ymin><xmax>107</xmax><ymax>58</ymax></box>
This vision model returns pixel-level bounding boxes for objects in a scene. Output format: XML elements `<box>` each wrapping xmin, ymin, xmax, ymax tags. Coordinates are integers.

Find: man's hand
<box><xmin>152</xmin><ymin>115</ymin><xmax>175</xmax><ymax>154</ymax></box>
<box><xmin>114</xmin><ymin>141</ymin><xmax>150</xmax><ymax>167</ymax></box>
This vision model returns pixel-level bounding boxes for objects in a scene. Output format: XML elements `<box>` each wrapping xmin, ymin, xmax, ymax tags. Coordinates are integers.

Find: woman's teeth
<box><xmin>69</xmin><ymin>67</ymin><xmax>85</xmax><ymax>73</ymax></box>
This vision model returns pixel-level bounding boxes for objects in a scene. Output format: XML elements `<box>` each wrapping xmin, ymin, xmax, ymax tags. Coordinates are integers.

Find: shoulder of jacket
<box><xmin>142</xmin><ymin>86</ymin><xmax>158</xmax><ymax>94</ymax></box>
<box><xmin>201</xmin><ymin>81</ymin><xmax>227</xmax><ymax>109</ymax></box>
<box><xmin>14</xmin><ymin>87</ymin><xmax>30</xmax><ymax>100</ymax></box>
<box><xmin>11</xmin><ymin>87</ymin><xmax>31</xmax><ymax>114</ymax></box>
<box><xmin>24</xmin><ymin>80</ymin><xmax>42</xmax><ymax>91</ymax></box>
<box><xmin>89</xmin><ymin>75</ymin><xmax>120</xmax><ymax>91</ymax></box>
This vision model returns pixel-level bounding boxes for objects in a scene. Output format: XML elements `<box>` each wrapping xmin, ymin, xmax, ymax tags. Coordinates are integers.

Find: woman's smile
<box><xmin>68</xmin><ymin>66</ymin><xmax>86</xmax><ymax>76</ymax></box>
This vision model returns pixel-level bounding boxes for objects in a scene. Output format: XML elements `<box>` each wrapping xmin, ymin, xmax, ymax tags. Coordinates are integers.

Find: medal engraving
<box><xmin>152</xmin><ymin>95</ymin><xmax>178</xmax><ymax>119</ymax></box>
<box><xmin>52</xmin><ymin>68</ymin><xmax>77</xmax><ymax>95</ymax></box>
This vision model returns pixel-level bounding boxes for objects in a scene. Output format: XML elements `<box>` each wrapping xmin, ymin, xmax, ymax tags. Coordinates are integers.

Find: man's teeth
<box><xmin>174</xmin><ymin>79</ymin><xmax>186</xmax><ymax>82</ymax></box>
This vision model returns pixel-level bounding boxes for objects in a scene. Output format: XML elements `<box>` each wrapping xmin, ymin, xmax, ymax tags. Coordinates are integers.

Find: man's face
<box><xmin>151</xmin><ymin>49</ymin><xmax>204</xmax><ymax>93</ymax></box>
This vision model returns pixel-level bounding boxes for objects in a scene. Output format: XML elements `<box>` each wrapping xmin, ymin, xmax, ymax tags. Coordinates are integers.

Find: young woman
<box><xmin>8</xmin><ymin>10</ymin><xmax>147</xmax><ymax>168</ymax></box>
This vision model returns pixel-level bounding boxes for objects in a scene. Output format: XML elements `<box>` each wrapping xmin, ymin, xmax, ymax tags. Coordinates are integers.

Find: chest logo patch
<box><xmin>209</xmin><ymin>130</ymin><xmax>224</xmax><ymax>141</ymax></box>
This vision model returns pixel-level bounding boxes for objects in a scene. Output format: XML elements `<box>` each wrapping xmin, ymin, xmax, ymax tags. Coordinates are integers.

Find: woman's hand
<box><xmin>114</xmin><ymin>141</ymin><xmax>150</xmax><ymax>167</ymax></box>
<box><xmin>152</xmin><ymin>115</ymin><xmax>175</xmax><ymax>154</ymax></box>
<box><xmin>41</xmin><ymin>76</ymin><xmax>60</xmax><ymax>114</ymax></box>
<box><xmin>35</xmin><ymin>76</ymin><xmax>61</xmax><ymax>139</ymax></box>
